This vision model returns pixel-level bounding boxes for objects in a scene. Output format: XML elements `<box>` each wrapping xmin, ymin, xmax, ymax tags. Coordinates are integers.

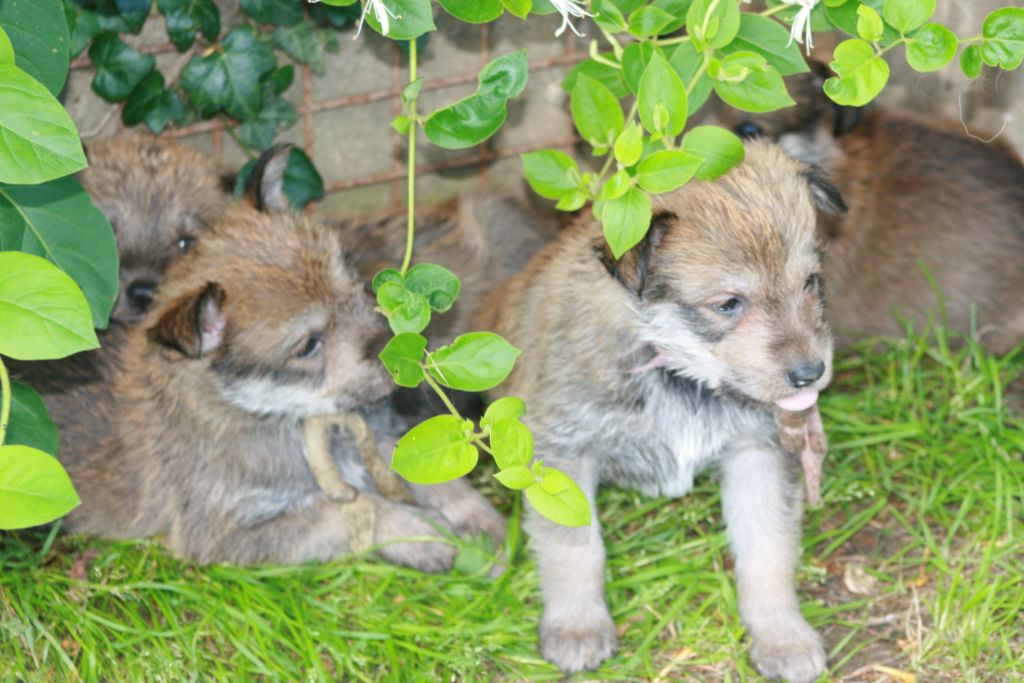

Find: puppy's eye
<box><xmin>295</xmin><ymin>334</ymin><xmax>324</xmax><ymax>359</ymax></box>
<box><xmin>177</xmin><ymin>236</ymin><xmax>198</xmax><ymax>252</ymax></box>
<box><xmin>805</xmin><ymin>273</ymin><xmax>822</xmax><ymax>291</ymax></box>
<box><xmin>710</xmin><ymin>297</ymin><xmax>745</xmax><ymax>316</ymax></box>
<box><xmin>734</xmin><ymin>122</ymin><xmax>763</xmax><ymax>139</ymax></box>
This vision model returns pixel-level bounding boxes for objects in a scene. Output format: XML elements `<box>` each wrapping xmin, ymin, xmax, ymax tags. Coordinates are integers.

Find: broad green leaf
<box><xmin>713</xmin><ymin>51</ymin><xmax>794</xmax><ymax>113</ymax></box>
<box><xmin>95</xmin><ymin>0</ymin><xmax>151</xmax><ymax>34</ymax></box>
<box><xmin>405</xmin><ymin>263</ymin><xmax>461</xmax><ymax>312</ymax></box>
<box><xmin>650</xmin><ymin>0</ymin><xmax>690</xmax><ymax>34</ymax></box>
<box><xmin>882</xmin><ymin>0</ymin><xmax>933</xmax><ymax>34</ymax></box>
<box><xmin>0</xmin><ymin>252</ymin><xmax>98</xmax><ymax>360</ymax></box>
<box><xmin>0</xmin><ymin>178</ymin><xmax>118</xmax><ymax>328</ymax></box>
<box><xmin>980</xmin><ymin>7</ymin><xmax>1024</xmax><ymax>70</ymax></box>
<box><xmin>500</xmin><ymin>0</ymin><xmax>531</xmax><ymax>19</ymax></box>
<box><xmin>601</xmin><ymin>168</ymin><xmax>632</xmax><ymax>202</ymax></box>
<box><xmin>157</xmin><ymin>0</ymin><xmax>220</xmax><ymax>50</ymax></box>
<box><xmin>181</xmin><ymin>27</ymin><xmax>276</xmax><ymax>119</ymax></box>
<box><xmin>490</xmin><ymin>418</ymin><xmax>533</xmax><ymax>469</ymax></box>
<box><xmin>601</xmin><ymin>187</ymin><xmax>652</xmax><ymax>259</ymax></box>
<box><xmin>5</xmin><ymin>380</ymin><xmax>57</xmax><ymax>455</ymax></box>
<box><xmin>365</xmin><ymin>0</ymin><xmax>437</xmax><ymax>39</ymax></box>
<box><xmin>686</xmin><ymin>0</ymin><xmax>739</xmax><ymax>49</ymax></box>
<box><xmin>89</xmin><ymin>32</ymin><xmax>155</xmax><ymax>102</ymax></box>
<box><xmin>638</xmin><ymin>53</ymin><xmax>687</xmax><ymax>137</ymax></box>
<box><xmin>240</xmin><ymin>0</ymin><xmax>303</xmax><ymax>26</ymax></box>
<box><xmin>681</xmin><ymin>125</ymin><xmax>745</xmax><ymax>180</ymax></box>
<box><xmin>0</xmin><ymin>445</ymin><xmax>80</xmax><ymax>529</ymax></box>
<box><xmin>0</xmin><ymin>66</ymin><xmax>86</xmax><ymax>184</ymax></box>
<box><xmin>562</xmin><ymin>57</ymin><xmax>630</xmax><ymax>100</ymax></box>
<box><xmin>0</xmin><ymin>26</ymin><xmax>12</xmax><ymax>65</ymax></box>
<box><xmin>905</xmin><ymin>23</ymin><xmax>957</xmax><ymax>72</ymax></box>
<box><xmin>377</xmin><ymin>283</ymin><xmax>431</xmax><ymax>335</ymax></box>
<box><xmin>478</xmin><ymin>50</ymin><xmax>528</xmax><ymax>99</ymax></box>
<box><xmin>0</xmin><ymin>0</ymin><xmax>70</xmax><ymax>96</ymax></box>
<box><xmin>372</xmin><ymin>268</ymin><xmax>403</xmax><ymax>292</ymax></box>
<box><xmin>392</xmin><ymin>415</ymin><xmax>478</xmax><ymax>485</ymax></box>
<box><xmin>824</xmin><ymin>0</ymin><xmax>900</xmax><ymax>44</ymax></box>
<box><xmin>856</xmin><ymin>4</ymin><xmax>884</xmax><ymax>42</ymax></box>
<box><xmin>522</xmin><ymin>150</ymin><xmax>580</xmax><ymax>199</ymax></box>
<box><xmin>121</xmin><ymin>70</ymin><xmax>185</xmax><ymax>134</ymax></box>
<box><xmin>493</xmin><ymin>464</ymin><xmax>535</xmax><ymax>490</ymax></box>
<box><xmin>593</xmin><ymin>0</ymin><xmax>627</xmax><ymax>32</ymax></box>
<box><xmin>636</xmin><ymin>150</ymin><xmax>701</xmax><ymax>194</ymax></box>
<box><xmin>960</xmin><ymin>43</ymin><xmax>982</xmax><ymax>79</ymax></box>
<box><xmin>571</xmin><ymin>75</ymin><xmax>625</xmax><ymax>148</ymax></box>
<box><xmin>282</xmin><ymin>147</ymin><xmax>324</xmax><ymax>208</ymax></box>
<box><xmin>668</xmin><ymin>40</ymin><xmax>712</xmax><ymax>112</ymax></box>
<box><xmin>525</xmin><ymin>467</ymin><xmax>590</xmax><ymax>527</ymax></box>
<box><xmin>628</xmin><ymin>5</ymin><xmax>674</xmax><ymax>38</ymax></box>
<box><xmin>237</xmin><ymin>88</ymin><xmax>297</xmax><ymax>150</ymax></box>
<box><xmin>439</xmin><ymin>0</ymin><xmax>504</xmax><ymax>23</ymax></box>
<box><xmin>378</xmin><ymin>333</ymin><xmax>427</xmax><ymax>388</ymax></box>
<box><xmin>724</xmin><ymin>13</ymin><xmax>809</xmax><ymax>77</ymax></box>
<box><xmin>272</xmin><ymin>22</ymin><xmax>338</xmax><ymax>77</ymax></box>
<box><xmin>480</xmin><ymin>396</ymin><xmax>526</xmax><ymax>430</ymax></box>
<box><xmin>824</xmin><ymin>38</ymin><xmax>889</xmax><ymax>106</ymax></box>
<box><xmin>555</xmin><ymin>190</ymin><xmax>587</xmax><ymax>211</ymax></box>
<box><xmin>622</xmin><ymin>41</ymin><xmax>662</xmax><ymax>94</ymax></box>
<box><xmin>614</xmin><ymin>122</ymin><xmax>643</xmax><ymax>167</ymax></box>
<box><xmin>428</xmin><ymin>332</ymin><xmax>521</xmax><ymax>392</ymax></box>
<box><xmin>65</xmin><ymin>4</ymin><xmax>100</xmax><ymax>59</ymax></box>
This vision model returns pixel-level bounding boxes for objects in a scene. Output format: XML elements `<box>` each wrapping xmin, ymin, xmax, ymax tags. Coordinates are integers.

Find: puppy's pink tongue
<box><xmin>774</xmin><ymin>388</ymin><xmax>819</xmax><ymax>412</ymax></box>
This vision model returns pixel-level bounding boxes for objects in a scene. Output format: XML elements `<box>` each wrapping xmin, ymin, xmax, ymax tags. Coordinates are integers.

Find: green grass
<box><xmin>2</xmin><ymin>327</ymin><xmax>1022</xmax><ymax>682</ymax></box>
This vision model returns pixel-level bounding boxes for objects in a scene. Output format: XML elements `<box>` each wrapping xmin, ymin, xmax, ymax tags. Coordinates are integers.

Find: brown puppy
<box><xmin>479</xmin><ymin>141</ymin><xmax>844</xmax><ymax>681</ymax></box>
<box><xmin>721</xmin><ymin>69</ymin><xmax>1024</xmax><ymax>352</ymax></box>
<box><xmin>44</xmin><ymin>147</ymin><xmax>504</xmax><ymax>568</ymax></box>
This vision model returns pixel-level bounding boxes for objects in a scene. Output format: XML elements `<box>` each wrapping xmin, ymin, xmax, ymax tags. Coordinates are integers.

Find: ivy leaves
<box><xmin>182</xmin><ymin>28</ymin><xmax>276</xmax><ymax>119</ymax></box>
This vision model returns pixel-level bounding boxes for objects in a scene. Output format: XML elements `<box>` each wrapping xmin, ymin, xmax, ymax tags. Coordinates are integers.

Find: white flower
<box><xmin>353</xmin><ymin>0</ymin><xmax>398</xmax><ymax>38</ymax></box>
<box><xmin>782</xmin><ymin>0</ymin><xmax>819</xmax><ymax>56</ymax></box>
<box><xmin>549</xmin><ymin>0</ymin><xmax>594</xmax><ymax>38</ymax></box>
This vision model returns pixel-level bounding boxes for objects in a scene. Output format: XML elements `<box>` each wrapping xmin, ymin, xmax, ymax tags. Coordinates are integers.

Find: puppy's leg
<box><xmin>530</xmin><ymin>456</ymin><xmax>616</xmax><ymax>673</ymax></box>
<box><xmin>719</xmin><ymin>440</ymin><xmax>826</xmax><ymax>683</ymax></box>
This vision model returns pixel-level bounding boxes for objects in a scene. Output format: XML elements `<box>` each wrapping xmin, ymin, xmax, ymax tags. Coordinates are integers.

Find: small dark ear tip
<box><xmin>801</xmin><ymin>164</ymin><xmax>847</xmax><ymax>215</ymax></box>
<box><xmin>245</xmin><ymin>144</ymin><xmax>294</xmax><ymax>212</ymax></box>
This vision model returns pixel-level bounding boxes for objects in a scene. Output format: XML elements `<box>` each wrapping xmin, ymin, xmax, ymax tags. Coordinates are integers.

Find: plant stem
<box><xmin>400</xmin><ymin>39</ymin><xmax>418</xmax><ymax>276</ymax></box>
<box><xmin>686</xmin><ymin>54</ymin><xmax>710</xmax><ymax>97</ymax></box>
<box><xmin>0</xmin><ymin>357</ymin><xmax>10</xmax><ymax>447</ymax></box>
<box><xmin>420</xmin><ymin>362</ymin><xmax>462</xmax><ymax>418</ymax></box>
<box><xmin>760</xmin><ymin>3</ymin><xmax>789</xmax><ymax>18</ymax></box>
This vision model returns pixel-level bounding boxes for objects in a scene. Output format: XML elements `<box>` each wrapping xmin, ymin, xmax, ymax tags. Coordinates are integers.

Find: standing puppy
<box><xmin>479</xmin><ymin>142</ymin><xmax>844</xmax><ymax>681</ymax></box>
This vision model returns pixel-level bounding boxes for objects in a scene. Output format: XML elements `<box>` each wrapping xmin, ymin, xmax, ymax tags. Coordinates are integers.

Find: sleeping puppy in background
<box><xmin>720</xmin><ymin>66</ymin><xmax>1024</xmax><ymax>353</ymax></box>
<box><xmin>477</xmin><ymin>141</ymin><xmax>845</xmax><ymax>682</ymax></box>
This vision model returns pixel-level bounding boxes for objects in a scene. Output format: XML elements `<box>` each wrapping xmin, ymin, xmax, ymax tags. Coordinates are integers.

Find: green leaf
<box><xmin>480</xmin><ymin>396</ymin><xmax>526</xmax><ymax>430</ymax></box>
<box><xmin>401</xmin><ymin>77</ymin><xmax>424</xmax><ymax>108</ymax></box>
<box><xmin>0</xmin><ymin>28</ymin><xmax>11</xmax><ymax>67</ymax></box>
<box><xmin>905</xmin><ymin>23</ymin><xmax>957</xmax><ymax>72</ymax></box>
<box><xmin>628</xmin><ymin>5</ymin><xmax>674</xmax><ymax>38</ymax></box>
<box><xmin>522</xmin><ymin>150</ymin><xmax>580</xmax><ymax>200</ymax></box>
<box><xmin>622</xmin><ymin>41</ymin><xmax>659</xmax><ymax>94</ymax></box>
<box><xmin>601</xmin><ymin>187</ymin><xmax>652</xmax><ymax>259</ymax></box>
<box><xmin>478</xmin><ymin>50</ymin><xmax>528</xmax><ymax>99</ymax></box>
<box><xmin>378</xmin><ymin>333</ymin><xmax>427</xmax><ymax>388</ymax></box>
<box><xmin>237</xmin><ymin>76</ymin><xmax>298</xmax><ymax>149</ymax></box>
<box><xmin>614</xmin><ymin>122</ymin><xmax>643</xmax><ymax>167</ymax></box>
<box><xmin>428</xmin><ymin>332</ymin><xmax>521</xmax><ymax>392</ymax></box>
<box><xmin>490</xmin><ymin>418</ymin><xmax>533</xmax><ymax>469</ymax></box>
<box><xmin>593</xmin><ymin>0</ymin><xmax>626</xmax><ymax>32</ymax></box>
<box><xmin>856</xmin><ymin>4</ymin><xmax>884</xmax><ymax>42</ymax></box>
<box><xmin>0</xmin><ymin>66</ymin><xmax>86</xmax><ymax>185</ymax></box>
<box><xmin>713</xmin><ymin>51</ymin><xmax>794</xmax><ymax>113</ymax></box>
<box><xmin>0</xmin><ymin>252</ymin><xmax>98</xmax><ymax>360</ymax></box>
<box><xmin>121</xmin><ymin>70</ymin><xmax>185</xmax><ymax>134</ymax></box>
<box><xmin>281</xmin><ymin>147</ymin><xmax>324</xmax><ymax>208</ymax></box>
<box><xmin>823</xmin><ymin>38</ymin><xmax>890</xmax><ymax>106</ymax></box>
<box><xmin>439</xmin><ymin>0</ymin><xmax>504</xmax><ymax>23</ymax></box>
<box><xmin>392</xmin><ymin>415</ymin><xmax>479</xmax><ymax>485</ymax></box>
<box><xmin>525</xmin><ymin>467</ymin><xmax>590</xmax><ymax>527</ymax></box>
<box><xmin>64</xmin><ymin>3</ymin><xmax>100</xmax><ymax>59</ymax></box>
<box><xmin>94</xmin><ymin>0</ymin><xmax>151</xmax><ymax>34</ymax></box>
<box><xmin>686</xmin><ymin>0</ymin><xmax>739</xmax><ymax>49</ymax></box>
<box><xmin>636</xmin><ymin>150</ymin><xmax>701</xmax><ymax>194</ymax></box>
<box><xmin>681</xmin><ymin>125</ymin><xmax>745</xmax><ymax>181</ymax></box>
<box><xmin>493</xmin><ymin>464</ymin><xmax>535</xmax><ymax>490</ymax></box>
<box><xmin>272</xmin><ymin>22</ymin><xmax>336</xmax><ymax>77</ymax></box>
<box><xmin>377</xmin><ymin>283</ymin><xmax>431</xmax><ymax>335</ymax></box>
<box><xmin>571</xmin><ymin>75</ymin><xmax>625</xmax><ymax>148</ymax></box>
<box><xmin>0</xmin><ymin>445</ymin><xmax>80</xmax><ymax>529</ymax></box>
<box><xmin>960</xmin><ymin>43</ymin><xmax>982</xmax><ymax>79</ymax></box>
<box><xmin>5</xmin><ymin>380</ymin><xmax>58</xmax><ymax>455</ymax></box>
<box><xmin>372</xmin><ymin>268</ymin><xmax>404</xmax><ymax>292</ymax></box>
<box><xmin>181</xmin><ymin>27</ymin><xmax>276</xmax><ymax>119</ymax></box>
<box><xmin>601</xmin><ymin>168</ymin><xmax>632</xmax><ymax>202</ymax></box>
<box><xmin>668</xmin><ymin>41</ymin><xmax>712</xmax><ymax>112</ymax></box>
<box><xmin>0</xmin><ymin>0</ymin><xmax>70</xmax><ymax>96</ymax></box>
<box><xmin>555</xmin><ymin>190</ymin><xmax>587</xmax><ymax>211</ymax></box>
<box><xmin>650</xmin><ymin>0</ymin><xmax>690</xmax><ymax>34</ymax></box>
<box><xmin>240</xmin><ymin>0</ymin><xmax>302</xmax><ymax>26</ymax></box>
<box><xmin>89</xmin><ymin>32</ymin><xmax>155</xmax><ymax>102</ymax></box>
<box><xmin>723</xmin><ymin>14</ymin><xmax>808</xmax><ymax>77</ymax></box>
<box><xmin>405</xmin><ymin>263</ymin><xmax>461</xmax><ymax>312</ymax></box>
<box><xmin>365</xmin><ymin>0</ymin><xmax>437</xmax><ymax>39</ymax></box>
<box><xmin>0</xmin><ymin>177</ymin><xmax>118</xmax><ymax>328</ymax></box>
<box><xmin>157</xmin><ymin>0</ymin><xmax>220</xmax><ymax>51</ymax></box>
<box><xmin>500</xmin><ymin>0</ymin><xmax>531</xmax><ymax>20</ymax></box>
<box><xmin>563</xmin><ymin>57</ymin><xmax>630</xmax><ymax>100</ymax></box>
<box><xmin>980</xmin><ymin>7</ymin><xmax>1024</xmax><ymax>70</ymax></box>
<box><xmin>638</xmin><ymin>53</ymin><xmax>687</xmax><ymax>137</ymax></box>
<box><xmin>882</xmin><ymin>0</ymin><xmax>933</xmax><ymax>34</ymax></box>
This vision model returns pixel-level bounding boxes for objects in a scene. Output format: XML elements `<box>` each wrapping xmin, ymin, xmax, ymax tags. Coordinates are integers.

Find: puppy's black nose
<box><xmin>126</xmin><ymin>280</ymin><xmax>157</xmax><ymax>312</ymax></box>
<box><xmin>787</xmin><ymin>360</ymin><xmax>825</xmax><ymax>388</ymax></box>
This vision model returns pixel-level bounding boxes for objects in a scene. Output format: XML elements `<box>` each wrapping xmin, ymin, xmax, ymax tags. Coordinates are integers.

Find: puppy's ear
<box><xmin>808</xmin><ymin>60</ymin><xmax>863</xmax><ymax>137</ymax></box>
<box><xmin>593</xmin><ymin>211</ymin><xmax>674</xmax><ymax>296</ymax></box>
<box><xmin>801</xmin><ymin>164</ymin><xmax>847</xmax><ymax>215</ymax></box>
<box><xmin>245</xmin><ymin>144</ymin><xmax>292</xmax><ymax>212</ymax></box>
<box><xmin>148</xmin><ymin>282</ymin><xmax>227</xmax><ymax>358</ymax></box>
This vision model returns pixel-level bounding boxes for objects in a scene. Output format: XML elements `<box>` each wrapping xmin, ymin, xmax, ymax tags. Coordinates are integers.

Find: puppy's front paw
<box><xmin>374</xmin><ymin>504</ymin><xmax>457</xmax><ymax>573</ymax></box>
<box><xmin>748</xmin><ymin>616</ymin><xmax>826</xmax><ymax>683</ymax></box>
<box><xmin>538</xmin><ymin>607</ymin><xmax>618</xmax><ymax>673</ymax></box>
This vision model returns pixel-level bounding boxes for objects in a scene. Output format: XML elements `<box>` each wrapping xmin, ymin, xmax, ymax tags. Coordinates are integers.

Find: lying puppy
<box><xmin>478</xmin><ymin>141</ymin><xmax>844</xmax><ymax>681</ymax></box>
<box><xmin>43</xmin><ymin>146</ymin><xmax>504</xmax><ymax>569</ymax></box>
<box><xmin>723</xmin><ymin>68</ymin><xmax>1024</xmax><ymax>352</ymax></box>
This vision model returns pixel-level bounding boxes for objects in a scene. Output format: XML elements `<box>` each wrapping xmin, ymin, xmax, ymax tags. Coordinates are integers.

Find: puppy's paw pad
<box><xmin>539</xmin><ymin>612</ymin><xmax>618</xmax><ymax>673</ymax></box>
<box><xmin>750</xmin><ymin>630</ymin><xmax>826</xmax><ymax>683</ymax></box>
